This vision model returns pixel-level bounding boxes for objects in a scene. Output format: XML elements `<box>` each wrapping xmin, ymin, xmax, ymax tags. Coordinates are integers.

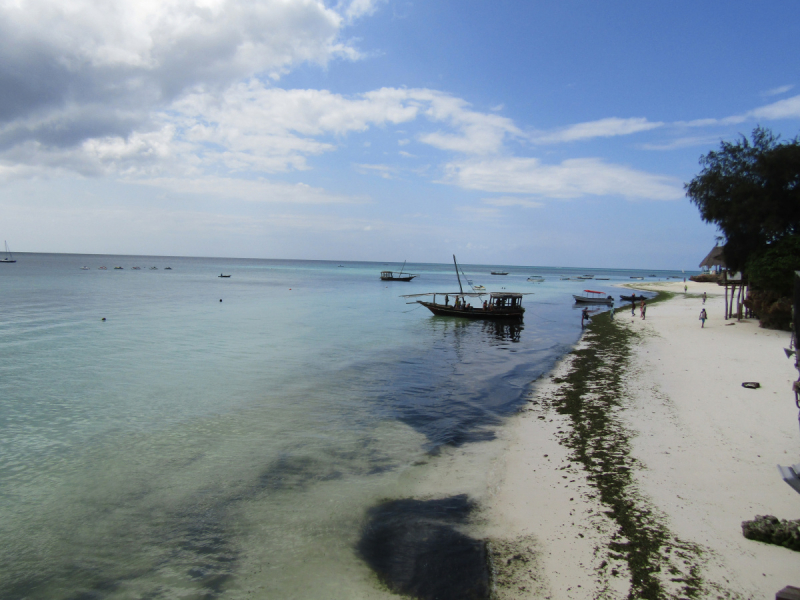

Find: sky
<box><xmin>2</xmin><ymin>0</ymin><xmax>800</xmax><ymax>269</ymax></box>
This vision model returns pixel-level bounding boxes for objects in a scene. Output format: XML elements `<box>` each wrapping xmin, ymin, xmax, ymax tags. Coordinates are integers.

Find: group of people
<box><xmin>630</xmin><ymin>298</ymin><xmax>646</xmax><ymax>319</ymax></box>
<box><xmin>582</xmin><ymin>285</ymin><xmax>710</xmax><ymax>329</ymax></box>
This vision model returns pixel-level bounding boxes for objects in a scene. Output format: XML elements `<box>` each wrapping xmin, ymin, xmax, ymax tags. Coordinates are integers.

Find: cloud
<box><xmin>416</xmin><ymin>92</ymin><xmax>520</xmax><ymax>154</ymax></box>
<box><xmin>1</xmin><ymin>83</ymin><xmax>529</xmax><ymax>180</ymax></box>
<box><xmin>0</xmin><ymin>0</ymin><xmax>362</xmax><ymax>149</ymax></box>
<box><xmin>761</xmin><ymin>84</ymin><xmax>794</xmax><ymax>98</ymax></box>
<box><xmin>341</xmin><ymin>0</ymin><xmax>383</xmax><ymax>22</ymax></box>
<box><xmin>443</xmin><ymin>157</ymin><xmax>683</xmax><ymax>201</ymax></box>
<box><xmin>482</xmin><ymin>196</ymin><xmax>544</xmax><ymax>208</ymax></box>
<box><xmin>748</xmin><ymin>94</ymin><xmax>800</xmax><ymax>120</ymax></box>
<box><xmin>354</xmin><ymin>163</ymin><xmax>397</xmax><ymax>179</ymax></box>
<box><xmin>640</xmin><ymin>135</ymin><xmax>725</xmax><ymax>151</ymax></box>
<box><xmin>681</xmin><ymin>94</ymin><xmax>800</xmax><ymax>127</ymax></box>
<box><xmin>533</xmin><ymin>117</ymin><xmax>663</xmax><ymax>143</ymax></box>
<box><xmin>136</xmin><ymin>176</ymin><xmax>367</xmax><ymax>203</ymax></box>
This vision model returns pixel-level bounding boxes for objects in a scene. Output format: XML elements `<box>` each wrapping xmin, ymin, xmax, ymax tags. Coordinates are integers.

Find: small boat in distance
<box><xmin>150</xmin><ymin>267</ymin><xmax>158</xmax><ymax>270</ymax></box>
<box><xmin>573</xmin><ymin>290</ymin><xmax>614</xmax><ymax>305</ymax></box>
<box><xmin>164</xmin><ymin>267</ymin><xmax>172</xmax><ymax>270</ymax></box>
<box><xmin>81</xmin><ymin>266</ymin><xmax>89</xmax><ymax>270</ymax></box>
<box><xmin>1</xmin><ymin>241</ymin><xmax>16</xmax><ymax>263</ymax></box>
<box><xmin>114</xmin><ymin>266</ymin><xmax>123</xmax><ymax>269</ymax></box>
<box><xmin>218</xmin><ymin>273</ymin><xmax>231</xmax><ymax>278</ymax></box>
<box><xmin>491</xmin><ymin>271</ymin><xmax>509</xmax><ymax>275</ymax></box>
<box><xmin>98</xmin><ymin>266</ymin><xmax>107</xmax><ymax>270</ymax></box>
<box><xmin>381</xmin><ymin>260</ymin><xmax>417</xmax><ymax>282</ymax></box>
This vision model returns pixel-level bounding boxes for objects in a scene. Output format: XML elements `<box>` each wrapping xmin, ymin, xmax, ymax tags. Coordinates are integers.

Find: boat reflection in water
<box><xmin>423</xmin><ymin>315</ymin><xmax>523</xmax><ymax>344</ymax></box>
<box><xmin>481</xmin><ymin>319</ymin><xmax>523</xmax><ymax>343</ymax></box>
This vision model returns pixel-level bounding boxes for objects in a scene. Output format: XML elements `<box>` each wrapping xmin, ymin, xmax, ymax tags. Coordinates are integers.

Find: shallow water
<box><xmin>0</xmin><ymin>254</ymin><xmax>687</xmax><ymax>598</ymax></box>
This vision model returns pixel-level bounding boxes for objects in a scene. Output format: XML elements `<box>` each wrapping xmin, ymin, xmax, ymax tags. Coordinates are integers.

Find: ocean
<box><xmin>0</xmin><ymin>254</ymin><xmax>688</xmax><ymax>599</ymax></box>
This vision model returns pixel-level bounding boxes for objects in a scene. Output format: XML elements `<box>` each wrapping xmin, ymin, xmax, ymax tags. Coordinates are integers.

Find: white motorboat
<box><xmin>573</xmin><ymin>289</ymin><xmax>614</xmax><ymax>305</ymax></box>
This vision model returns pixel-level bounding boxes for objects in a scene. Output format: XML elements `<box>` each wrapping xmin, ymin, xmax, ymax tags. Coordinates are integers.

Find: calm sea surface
<box><xmin>0</xmin><ymin>254</ymin><xmax>688</xmax><ymax>599</ymax></box>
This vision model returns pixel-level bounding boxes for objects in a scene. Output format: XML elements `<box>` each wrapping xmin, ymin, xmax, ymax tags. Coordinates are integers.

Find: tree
<box><xmin>685</xmin><ymin>126</ymin><xmax>800</xmax><ymax>273</ymax></box>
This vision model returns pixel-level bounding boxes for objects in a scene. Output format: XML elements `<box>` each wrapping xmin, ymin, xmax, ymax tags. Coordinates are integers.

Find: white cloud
<box><xmin>0</xmin><ymin>0</ymin><xmax>363</xmax><ymax>150</ymax></box>
<box><xmin>136</xmin><ymin>176</ymin><xmax>367</xmax><ymax>203</ymax></box>
<box><xmin>341</xmin><ymin>0</ymin><xmax>382</xmax><ymax>22</ymax></box>
<box><xmin>533</xmin><ymin>117</ymin><xmax>663</xmax><ymax>143</ymax></box>
<box><xmin>761</xmin><ymin>84</ymin><xmax>794</xmax><ymax>98</ymax></box>
<box><xmin>680</xmin><ymin>94</ymin><xmax>800</xmax><ymax>127</ymax></box>
<box><xmin>354</xmin><ymin>163</ymin><xmax>397</xmax><ymax>179</ymax></box>
<box><xmin>443</xmin><ymin>157</ymin><xmax>683</xmax><ymax>201</ymax></box>
<box><xmin>748</xmin><ymin>94</ymin><xmax>800</xmax><ymax>120</ymax></box>
<box><xmin>640</xmin><ymin>135</ymin><xmax>724</xmax><ymax>151</ymax></box>
<box><xmin>2</xmin><ymin>83</ymin><xmax>529</xmax><ymax>179</ymax></box>
<box><xmin>482</xmin><ymin>196</ymin><xmax>544</xmax><ymax>208</ymax></box>
<box><xmin>416</xmin><ymin>92</ymin><xmax>521</xmax><ymax>154</ymax></box>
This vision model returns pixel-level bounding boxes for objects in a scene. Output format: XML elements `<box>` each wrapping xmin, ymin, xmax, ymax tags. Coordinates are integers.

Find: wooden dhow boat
<box><xmin>380</xmin><ymin>260</ymin><xmax>417</xmax><ymax>282</ymax></box>
<box><xmin>404</xmin><ymin>255</ymin><xmax>529</xmax><ymax>320</ymax></box>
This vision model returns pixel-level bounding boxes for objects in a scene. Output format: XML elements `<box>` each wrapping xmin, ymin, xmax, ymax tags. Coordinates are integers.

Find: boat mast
<box><xmin>453</xmin><ymin>255</ymin><xmax>464</xmax><ymax>294</ymax></box>
<box><xmin>400</xmin><ymin>260</ymin><xmax>407</xmax><ymax>275</ymax></box>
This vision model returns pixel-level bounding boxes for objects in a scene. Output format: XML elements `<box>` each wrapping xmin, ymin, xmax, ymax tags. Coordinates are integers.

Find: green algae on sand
<box><xmin>539</xmin><ymin>292</ymin><xmax>721</xmax><ymax>600</ymax></box>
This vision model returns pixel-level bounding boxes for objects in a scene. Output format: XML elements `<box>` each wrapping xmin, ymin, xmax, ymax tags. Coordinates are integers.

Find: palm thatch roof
<box><xmin>699</xmin><ymin>245</ymin><xmax>726</xmax><ymax>269</ymax></box>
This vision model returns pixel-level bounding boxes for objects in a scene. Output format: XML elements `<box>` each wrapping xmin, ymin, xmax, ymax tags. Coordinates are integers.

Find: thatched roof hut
<box><xmin>699</xmin><ymin>246</ymin><xmax>726</xmax><ymax>271</ymax></box>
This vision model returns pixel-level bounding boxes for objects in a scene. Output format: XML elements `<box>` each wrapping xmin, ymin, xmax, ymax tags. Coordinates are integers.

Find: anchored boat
<box><xmin>380</xmin><ymin>260</ymin><xmax>418</xmax><ymax>282</ymax></box>
<box><xmin>404</xmin><ymin>256</ymin><xmax>529</xmax><ymax>320</ymax></box>
<box><xmin>573</xmin><ymin>289</ymin><xmax>614</xmax><ymax>305</ymax></box>
<box><xmin>1</xmin><ymin>241</ymin><xmax>16</xmax><ymax>263</ymax></box>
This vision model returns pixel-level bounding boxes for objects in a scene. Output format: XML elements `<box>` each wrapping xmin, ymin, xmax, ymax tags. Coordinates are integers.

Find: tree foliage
<box><xmin>685</xmin><ymin>127</ymin><xmax>800</xmax><ymax>273</ymax></box>
<box><xmin>745</xmin><ymin>234</ymin><xmax>800</xmax><ymax>297</ymax></box>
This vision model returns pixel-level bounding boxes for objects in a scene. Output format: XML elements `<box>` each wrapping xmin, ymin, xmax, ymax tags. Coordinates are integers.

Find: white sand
<box><xmin>486</xmin><ymin>281</ymin><xmax>800</xmax><ymax>599</ymax></box>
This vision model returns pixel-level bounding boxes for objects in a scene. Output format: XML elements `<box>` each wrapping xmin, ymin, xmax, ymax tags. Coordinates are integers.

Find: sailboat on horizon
<box><xmin>1</xmin><ymin>241</ymin><xmax>16</xmax><ymax>263</ymax></box>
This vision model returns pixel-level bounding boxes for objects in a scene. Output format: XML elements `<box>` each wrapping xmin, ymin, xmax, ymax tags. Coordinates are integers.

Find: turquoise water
<box><xmin>0</xmin><ymin>254</ymin><xmax>688</xmax><ymax>598</ymax></box>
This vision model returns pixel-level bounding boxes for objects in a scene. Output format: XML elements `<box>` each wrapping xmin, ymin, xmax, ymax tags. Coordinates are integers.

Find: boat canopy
<box><xmin>401</xmin><ymin>292</ymin><xmax>533</xmax><ymax>298</ymax></box>
<box><xmin>584</xmin><ymin>290</ymin><xmax>604</xmax><ymax>294</ymax></box>
<box><xmin>401</xmin><ymin>292</ymin><xmax>486</xmax><ymax>298</ymax></box>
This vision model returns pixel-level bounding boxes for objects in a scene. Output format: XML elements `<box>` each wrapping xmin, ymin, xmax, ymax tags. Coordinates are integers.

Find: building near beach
<box><xmin>699</xmin><ymin>245</ymin><xmax>726</xmax><ymax>273</ymax></box>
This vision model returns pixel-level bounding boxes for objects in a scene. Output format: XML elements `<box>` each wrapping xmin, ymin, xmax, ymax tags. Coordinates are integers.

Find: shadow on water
<box><xmin>357</xmin><ymin>495</ymin><xmax>489</xmax><ymax>600</ymax></box>
<box><xmin>373</xmin><ymin>316</ymin><xmax>556</xmax><ymax>452</ymax></box>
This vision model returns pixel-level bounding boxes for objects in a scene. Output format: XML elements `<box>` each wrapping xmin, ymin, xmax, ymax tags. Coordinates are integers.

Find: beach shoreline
<box><xmin>484</xmin><ymin>281</ymin><xmax>800</xmax><ymax>599</ymax></box>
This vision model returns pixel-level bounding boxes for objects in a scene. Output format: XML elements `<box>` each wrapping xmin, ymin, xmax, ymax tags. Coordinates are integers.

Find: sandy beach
<box><xmin>486</xmin><ymin>281</ymin><xmax>800</xmax><ymax>599</ymax></box>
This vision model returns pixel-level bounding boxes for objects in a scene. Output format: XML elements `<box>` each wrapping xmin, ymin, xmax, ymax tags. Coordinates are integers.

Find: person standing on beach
<box><xmin>581</xmin><ymin>307</ymin><xmax>589</xmax><ymax>328</ymax></box>
<box><xmin>640</xmin><ymin>299</ymin><xmax>646</xmax><ymax>319</ymax></box>
<box><xmin>702</xmin><ymin>292</ymin><xmax>707</xmax><ymax>304</ymax></box>
<box><xmin>631</xmin><ymin>295</ymin><xmax>636</xmax><ymax>316</ymax></box>
<box><xmin>684</xmin><ymin>284</ymin><xmax>688</xmax><ymax>294</ymax></box>
<box><xmin>699</xmin><ymin>308</ymin><xmax>707</xmax><ymax>328</ymax></box>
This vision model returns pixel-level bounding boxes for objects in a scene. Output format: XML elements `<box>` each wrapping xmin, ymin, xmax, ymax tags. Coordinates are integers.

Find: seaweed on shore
<box><xmin>542</xmin><ymin>291</ymin><xmax>708</xmax><ymax>600</ymax></box>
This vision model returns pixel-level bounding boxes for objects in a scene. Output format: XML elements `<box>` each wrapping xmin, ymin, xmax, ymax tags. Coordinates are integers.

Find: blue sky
<box><xmin>2</xmin><ymin>0</ymin><xmax>799</xmax><ymax>269</ymax></box>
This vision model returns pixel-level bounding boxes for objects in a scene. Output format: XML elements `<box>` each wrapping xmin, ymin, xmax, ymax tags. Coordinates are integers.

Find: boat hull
<box><xmin>381</xmin><ymin>275</ymin><xmax>416</xmax><ymax>281</ymax></box>
<box><xmin>417</xmin><ymin>301</ymin><xmax>524</xmax><ymax>320</ymax></box>
<box><xmin>573</xmin><ymin>295</ymin><xmax>613</xmax><ymax>305</ymax></box>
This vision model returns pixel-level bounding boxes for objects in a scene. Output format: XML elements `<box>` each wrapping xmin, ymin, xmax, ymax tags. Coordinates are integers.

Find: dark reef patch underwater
<box><xmin>357</xmin><ymin>495</ymin><xmax>490</xmax><ymax>600</ymax></box>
